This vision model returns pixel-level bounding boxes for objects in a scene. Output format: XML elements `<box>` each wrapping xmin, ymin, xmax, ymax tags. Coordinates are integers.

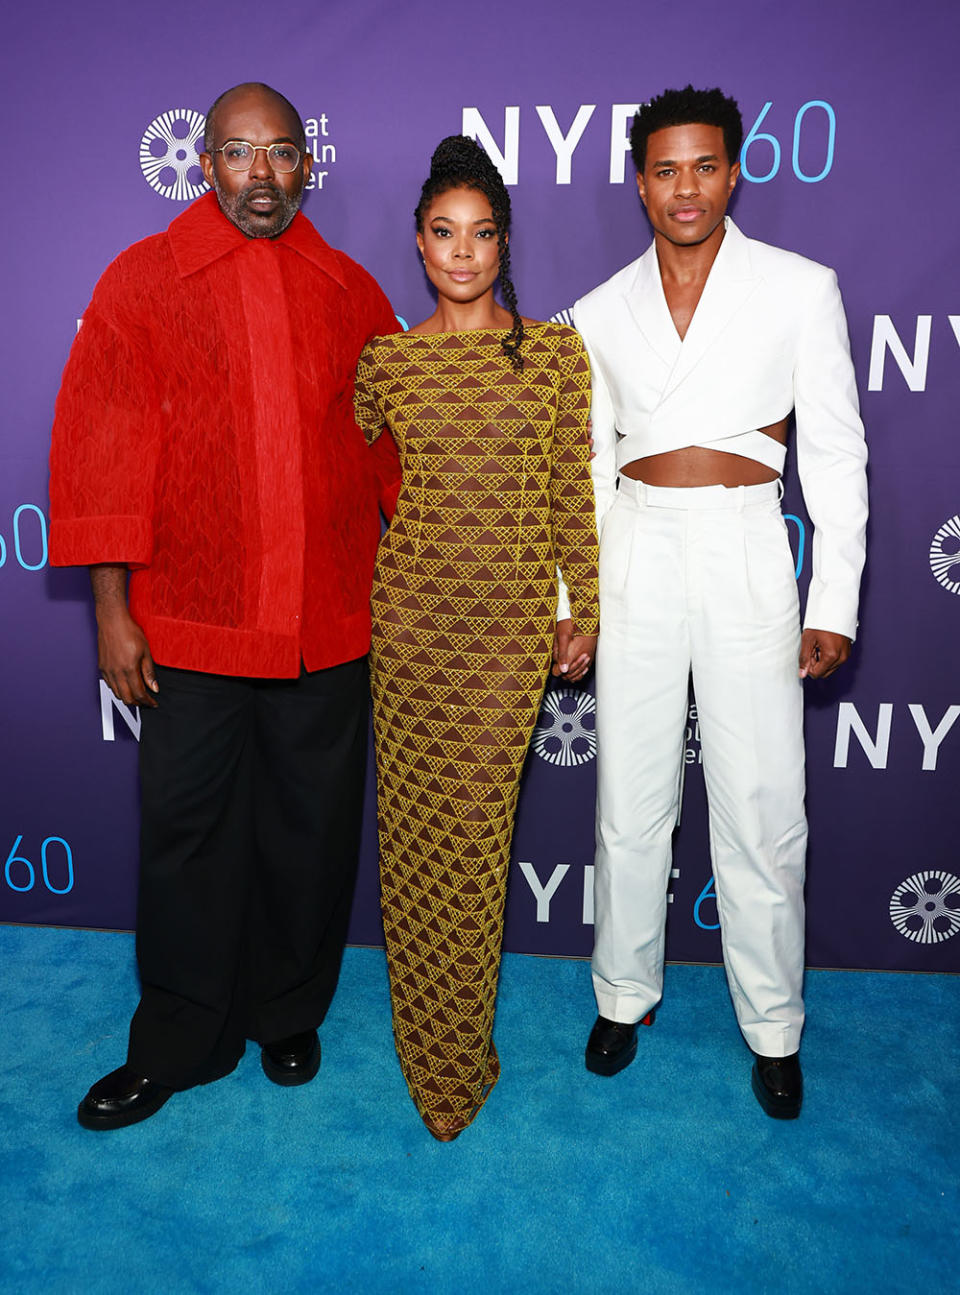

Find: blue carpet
<box><xmin>1</xmin><ymin>925</ymin><xmax>957</xmax><ymax>1294</ymax></box>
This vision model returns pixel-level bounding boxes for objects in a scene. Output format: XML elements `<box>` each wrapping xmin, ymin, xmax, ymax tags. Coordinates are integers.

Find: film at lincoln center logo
<box><xmin>532</xmin><ymin>687</ymin><xmax>597</xmax><ymax>767</ymax></box>
<box><xmin>929</xmin><ymin>515</ymin><xmax>960</xmax><ymax>595</ymax></box>
<box><xmin>889</xmin><ymin>870</ymin><xmax>960</xmax><ymax>944</ymax></box>
<box><xmin>140</xmin><ymin>109</ymin><xmax>209</xmax><ymax>201</ymax></box>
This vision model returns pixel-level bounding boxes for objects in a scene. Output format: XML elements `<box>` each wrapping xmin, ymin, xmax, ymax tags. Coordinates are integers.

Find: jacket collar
<box><xmin>167</xmin><ymin>191</ymin><xmax>348</xmax><ymax>288</ymax></box>
<box><xmin>624</xmin><ymin>217</ymin><xmax>761</xmax><ymax>397</ymax></box>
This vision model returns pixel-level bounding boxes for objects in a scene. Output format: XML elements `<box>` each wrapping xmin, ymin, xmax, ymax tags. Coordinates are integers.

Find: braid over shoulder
<box><xmin>415</xmin><ymin>135</ymin><xmax>525</xmax><ymax>370</ymax></box>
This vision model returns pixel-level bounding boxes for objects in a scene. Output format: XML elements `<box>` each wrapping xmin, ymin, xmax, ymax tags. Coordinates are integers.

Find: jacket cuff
<box><xmin>803</xmin><ymin>580</ymin><xmax>859</xmax><ymax>641</ymax></box>
<box><xmin>556</xmin><ymin>570</ymin><xmax>571</xmax><ymax>622</ymax></box>
<box><xmin>49</xmin><ymin>516</ymin><xmax>153</xmax><ymax>569</ymax></box>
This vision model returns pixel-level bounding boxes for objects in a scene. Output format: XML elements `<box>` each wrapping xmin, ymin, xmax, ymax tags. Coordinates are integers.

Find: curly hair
<box><xmin>630</xmin><ymin>85</ymin><xmax>743</xmax><ymax>174</ymax></box>
<box><xmin>415</xmin><ymin>135</ymin><xmax>524</xmax><ymax>370</ymax></box>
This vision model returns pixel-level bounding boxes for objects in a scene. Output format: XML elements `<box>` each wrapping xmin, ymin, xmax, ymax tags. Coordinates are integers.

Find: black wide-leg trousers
<box><xmin>127</xmin><ymin>657</ymin><xmax>368</xmax><ymax>1089</ymax></box>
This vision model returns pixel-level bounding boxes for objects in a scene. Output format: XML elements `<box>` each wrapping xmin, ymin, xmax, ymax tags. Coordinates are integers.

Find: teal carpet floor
<box><xmin>1</xmin><ymin>925</ymin><xmax>957</xmax><ymax>1294</ymax></box>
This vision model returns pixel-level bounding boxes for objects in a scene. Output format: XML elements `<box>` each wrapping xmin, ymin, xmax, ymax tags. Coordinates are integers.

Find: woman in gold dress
<box><xmin>354</xmin><ymin>137</ymin><xmax>599</xmax><ymax>1140</ymax></box>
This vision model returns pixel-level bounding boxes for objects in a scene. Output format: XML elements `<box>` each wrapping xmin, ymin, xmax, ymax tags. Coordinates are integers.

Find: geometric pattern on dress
<box><xmin>355</xmin><ymin>324</ymin><xmax>599</xmax><ymax>1134</ymax></box>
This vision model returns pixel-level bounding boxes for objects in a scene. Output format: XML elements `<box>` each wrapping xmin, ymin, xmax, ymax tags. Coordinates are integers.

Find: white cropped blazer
<box><xmin>572</xmin><ymin>218</ymin><xmax>868</xmax><ymax>639</ymax></box>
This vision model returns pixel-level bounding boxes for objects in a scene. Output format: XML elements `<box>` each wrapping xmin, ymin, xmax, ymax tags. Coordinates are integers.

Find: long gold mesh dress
<box><xmin>354</xmin><ymin>323</ymin><xmax>599</xmax><ymax>1134</ymax></box>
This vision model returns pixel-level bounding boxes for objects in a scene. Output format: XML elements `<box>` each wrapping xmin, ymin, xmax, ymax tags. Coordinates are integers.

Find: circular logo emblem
<box><xmin>140</xmin><ymin>109</ymin><xmax>209</xmax><ymax>201</ymax></box>
<box><xmin>889</xmin><ymin>870</ymin><xmax>960</xmax><ymax>944</ymax></box>
<box><xmin>929</xmin><ymin>515</ymin><xmax>960</xmax><ymax>595</ymax></box>
<box><xmin>532</xmin><ymin>688</ymin><xmax>597</xmax><ymax>766</ymax></box>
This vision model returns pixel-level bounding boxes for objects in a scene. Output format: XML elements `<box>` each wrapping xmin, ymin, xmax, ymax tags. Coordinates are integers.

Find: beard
<box><xmin>212</xmin><ymin>173</ymin><xmax>303</xmax><ymax>239</ymax></box>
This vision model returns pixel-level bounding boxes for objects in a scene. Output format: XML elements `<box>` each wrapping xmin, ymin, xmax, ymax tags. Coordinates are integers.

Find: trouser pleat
<box><xmin>592</xmin><ymin>483</ymin><xmax>806</xmax><ymax>1056</ymax></box>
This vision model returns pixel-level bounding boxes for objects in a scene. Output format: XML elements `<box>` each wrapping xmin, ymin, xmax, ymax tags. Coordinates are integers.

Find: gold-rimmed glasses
<box><xmin>212</xmin><ymin>140</ymin><xmax>302</xmax><ymax>173</ymax></box>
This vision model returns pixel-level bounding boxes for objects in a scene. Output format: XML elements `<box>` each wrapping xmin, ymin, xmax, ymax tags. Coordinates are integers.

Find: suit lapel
<box><xmin>659</xmin><ymin>218</ymin><xmax>761</xmax><ymax>401</ymax></box>
<box><xmin>623</xmin><ymin>244</ymin><xmax>682</xmax><ymax>368</ymax></box>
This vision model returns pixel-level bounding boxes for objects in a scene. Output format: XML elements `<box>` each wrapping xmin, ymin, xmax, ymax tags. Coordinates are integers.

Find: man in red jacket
<box><xmin>49</xmin><ymin>82</ymin><xmax>400</xmax><ymax>1129</ymax></box>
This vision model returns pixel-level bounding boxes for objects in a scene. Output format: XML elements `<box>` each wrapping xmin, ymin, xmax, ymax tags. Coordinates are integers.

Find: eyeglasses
<box><xmin>212</xmin><ymin>140</ymin><xmax>302</xmax><ymax>173</ymax></box>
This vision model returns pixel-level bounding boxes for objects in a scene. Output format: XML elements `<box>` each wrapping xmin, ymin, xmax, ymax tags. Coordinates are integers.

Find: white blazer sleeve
<box><xmin>794</xmin><ymin>268</ymin><xmax>868</xmax><ymax>640</ymax></box>
<box><xmin>572</xmin><ymin>301</ymin><xmax>619</xmax><ymax>539</ymax></box>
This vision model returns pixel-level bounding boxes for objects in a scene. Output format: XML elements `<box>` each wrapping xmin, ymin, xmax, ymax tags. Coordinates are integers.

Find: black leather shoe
<box><xmin>77</xmin><ymin>1065</ymin><xmax>174</xmax><ymax>1131</ymax></box>
<box><xmin>751</xmin><ymin>1052</ymin><xmax>803</xmax><ymax>1119</ymax></box>
<box><xmin>585</xmin><ymin>1010</ymin><xmax>655</xmax><ymax>1076</ymax></box>
<box><xmin>261</xmin><ymin>1030</ymin><xmax>321</xmax><ymax>1087</ymax></box>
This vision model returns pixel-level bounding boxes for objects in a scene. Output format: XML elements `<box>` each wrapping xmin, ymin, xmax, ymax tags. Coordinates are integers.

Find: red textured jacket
<box><xmin>49</xmin><ymin>192</ymin><xmax>400</xmax><ymax>677</ymax></box>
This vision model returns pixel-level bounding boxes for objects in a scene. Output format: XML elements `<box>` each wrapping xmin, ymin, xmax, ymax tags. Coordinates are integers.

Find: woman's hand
<box><xmin>552</xmin><ymin>619</ymin><xmax>597</xmax><ymax>682</ymax></box>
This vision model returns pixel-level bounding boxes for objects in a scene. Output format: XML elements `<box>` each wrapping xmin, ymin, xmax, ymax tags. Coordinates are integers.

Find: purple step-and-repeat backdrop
<box><xmin>3</xmin><ymin>0</ymin><xmax>959</xmax><ymax>972</ymax></box>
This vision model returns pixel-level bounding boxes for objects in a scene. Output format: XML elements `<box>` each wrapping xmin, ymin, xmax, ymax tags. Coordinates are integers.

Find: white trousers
<box><xmin>592</xmin><ymin>479</ymin><xmax>807</xmax><ymax>1057</ymax></box>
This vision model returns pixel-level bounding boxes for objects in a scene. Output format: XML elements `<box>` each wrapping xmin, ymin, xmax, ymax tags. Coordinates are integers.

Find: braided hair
<box><xmin>415</xmin><ymin>135</ymin><xmax>524</xmax><ymax>370</ymax></box>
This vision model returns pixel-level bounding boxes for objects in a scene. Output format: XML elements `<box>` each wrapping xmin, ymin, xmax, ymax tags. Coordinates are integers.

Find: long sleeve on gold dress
<box><xmin>354</xmin><ymin>323</ymin><xmax>599</xmax><ymax>1135</ymax></box>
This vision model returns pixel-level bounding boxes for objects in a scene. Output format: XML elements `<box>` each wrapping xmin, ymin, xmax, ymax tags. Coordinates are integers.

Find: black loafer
<box><xmin>261</xmin><ymin>1030</ymin><xmax>321</xmax><ymax>1087</ymax></box>
<box><xmin>751</xmin><ymin>1052</ymin><xmax>803</xmax><ymax>1119</ymax></box>
<box><xmin>585</xmin><ymin>1010</ymin><xmax>655</xmax><ymax>1076</ymax></box>
<box><xmin>77</xmin><ymin>1065</ymin><xmax>174</xmax><ymax>1130</ymax></box>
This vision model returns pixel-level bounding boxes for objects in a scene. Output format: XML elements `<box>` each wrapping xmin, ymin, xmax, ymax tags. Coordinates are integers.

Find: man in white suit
<box><xmin>573</xmin><ymin>86</ymin><xmax>867</xmax><ymax>1117</ymax></box>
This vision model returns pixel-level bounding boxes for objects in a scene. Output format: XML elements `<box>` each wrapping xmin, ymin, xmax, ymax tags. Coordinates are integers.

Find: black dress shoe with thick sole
<box><xmin>77</xmin><ymin>1065</ymin><xmax>175</xmax><ymax>1131</ymax></box>
<box><xmin>585</xmin><ymin>1010</ymin><xmax>655</xmax><ymax>1076</ymax></box>
<box><xmin>751</xmin><ymin>1051</ymin><xmax>803</xmax><ymax>1119</ymax></box>
<box><xmin>261</xmin><ymin>1030</ymin><xmax>321</xmax><ymax>1087</ymax></box>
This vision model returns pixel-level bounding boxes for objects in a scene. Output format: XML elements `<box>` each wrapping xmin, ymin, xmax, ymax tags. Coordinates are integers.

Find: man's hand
<box><xmin>552</xmin><ymin>618</ymin><xmax>597</xmax><ymax>682</ymax></box>
<box><xmin>90</xmin><ymin>564</ymin><xmax>159</xmax><ymax>707</ymax></box>
<box><xmin>97</xmin><ymin>605</ymin><xmax>159</xmax><ymax>706</ymax></box>
<box><xmin>798</xmin><ymin>628</ymin><xmax>851</xmax><ymax>680</ymax></box>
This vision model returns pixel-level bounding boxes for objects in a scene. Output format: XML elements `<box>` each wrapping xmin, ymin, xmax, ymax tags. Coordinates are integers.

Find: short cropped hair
<box><xmin>630</xmin><ymin>85</ymin><xmax>743</xmax><ymax>173</ymax></box>
<box><xmin>203</xmin><ymin>82</ymin><xmax>306</xmax><ymax>154</ymax></box>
